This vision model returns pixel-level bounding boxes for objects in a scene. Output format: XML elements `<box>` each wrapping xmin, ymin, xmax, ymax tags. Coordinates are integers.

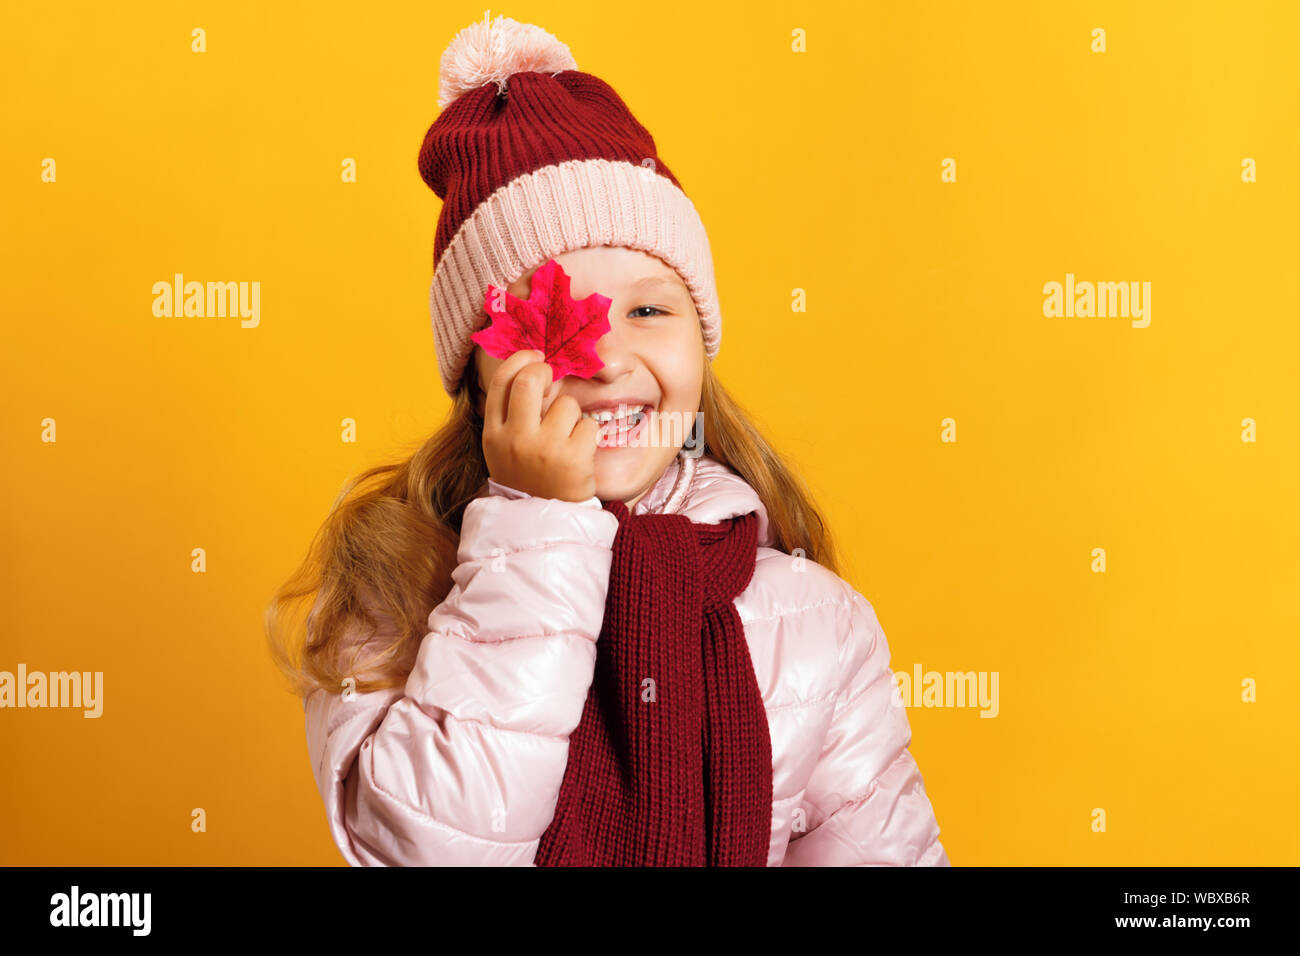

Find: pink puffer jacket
<box><xmin>303</xmin><ymin>452</ymin><xmax>949</xmax><ymax>866</ymax></box>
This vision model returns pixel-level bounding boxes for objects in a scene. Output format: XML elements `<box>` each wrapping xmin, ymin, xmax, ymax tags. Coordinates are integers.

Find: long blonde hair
<box><xmin>265</xmin><ymin>360</ymin><xmax>842</xmax><ymax>699</ymax></box>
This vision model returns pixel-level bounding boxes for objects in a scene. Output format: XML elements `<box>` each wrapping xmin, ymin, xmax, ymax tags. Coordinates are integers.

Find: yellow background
<box><xmin>2</xmin><ymin>0</ymin><xmax>1296</xmax><ymax>865</ymax></box>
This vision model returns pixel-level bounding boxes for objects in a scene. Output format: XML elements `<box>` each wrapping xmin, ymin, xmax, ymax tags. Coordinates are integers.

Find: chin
<box><xmin>593</xmin><ymin>473</ymin><xmax>645</xmax><ymax>506</ymax></box>
<box><xmin>594</xmin><ymin>447</ymin><xmax>667</xmax><ymax>505</ymax></box>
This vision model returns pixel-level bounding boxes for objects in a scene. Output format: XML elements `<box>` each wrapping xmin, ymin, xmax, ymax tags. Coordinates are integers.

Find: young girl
<box><xmin>267</xmin><ymin>13</ymin><xmax>949</xmax><ymax>867</ymax></box>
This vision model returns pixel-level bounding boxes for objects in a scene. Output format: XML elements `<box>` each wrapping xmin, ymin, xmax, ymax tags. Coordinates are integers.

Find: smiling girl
<box><xmin>267</xmin><ymin>13</ymin><xmax>949</xmax><ymax>867</ymax></box>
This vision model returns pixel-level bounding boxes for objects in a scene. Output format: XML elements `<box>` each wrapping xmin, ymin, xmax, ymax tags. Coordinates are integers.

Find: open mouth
<box><xmin>581</xmin><ymin>404</ymin><xmax>652</xmax><ymax>445</ymax></box>
<box><xmin>581</xmin><ymin>404</ymin><xmax>649</xmax><ymax>430</ymax></box>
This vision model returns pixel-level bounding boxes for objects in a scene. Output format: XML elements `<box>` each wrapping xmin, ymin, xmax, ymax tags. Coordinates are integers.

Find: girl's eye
<box><xmin>629</xmin><ymin>306</ymin><xmax>666</xmax><ymax>318</ymax></box>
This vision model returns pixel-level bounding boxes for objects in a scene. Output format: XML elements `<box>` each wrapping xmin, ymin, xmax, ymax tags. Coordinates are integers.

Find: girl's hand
<box><xmin>481</xmin><ymin>350</ymin><xmax>603</xmax><ymax>502</ymax></box>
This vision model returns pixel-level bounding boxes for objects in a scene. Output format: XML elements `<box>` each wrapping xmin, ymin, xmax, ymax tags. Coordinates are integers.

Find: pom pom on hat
<box><xmin>438</xmin><ymin>10</ymin><xmax>579</xmax><ymax>109</ymax></box>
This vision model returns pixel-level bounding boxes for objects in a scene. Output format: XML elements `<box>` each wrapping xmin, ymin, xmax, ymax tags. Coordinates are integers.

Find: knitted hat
<box><xmin>418</xmin><ymin>12</ymin><xmax>723</xmax><ymax>396</ymax></box>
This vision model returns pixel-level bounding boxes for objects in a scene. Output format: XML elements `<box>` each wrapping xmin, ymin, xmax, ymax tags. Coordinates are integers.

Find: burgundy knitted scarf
<box><xmin>534</xmin><ymin>498</ymin><xmax>774</xmax><ymax>866</ymax></box>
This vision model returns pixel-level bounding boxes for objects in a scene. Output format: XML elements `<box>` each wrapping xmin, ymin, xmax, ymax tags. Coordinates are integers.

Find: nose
<box><xmin>589</xmin><ymin>320</ymin><xmax>633</xmax><ymax>383</ymax></box>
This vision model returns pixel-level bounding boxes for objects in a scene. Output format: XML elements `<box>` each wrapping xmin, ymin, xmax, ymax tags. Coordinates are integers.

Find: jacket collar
<box><xmin>634</xmin><ymin>452</ymin><xmax>773</xmax><ymax>548</ymax></box>
<box><xmin>472</xmin><ymin>452</ymin><xmax>773</xmax><ymax>549</ymax></box>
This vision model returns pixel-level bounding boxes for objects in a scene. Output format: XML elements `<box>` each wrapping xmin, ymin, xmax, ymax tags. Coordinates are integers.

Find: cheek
<box><xmin>475</xmin><ymin>353</ymin><xmax>499</xmax><ymax>388</ymax></box>
<box><xmin>660</xmin><ymin>325</ymin><xmax>704</xmax><ymax>401</ymax></box>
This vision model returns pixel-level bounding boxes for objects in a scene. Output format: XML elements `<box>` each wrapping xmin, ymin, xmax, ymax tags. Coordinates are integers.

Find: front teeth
<box><xmin>581</xmin><ymin>404</ymin><xmax>646</xmax><ymax>424</ymax></box>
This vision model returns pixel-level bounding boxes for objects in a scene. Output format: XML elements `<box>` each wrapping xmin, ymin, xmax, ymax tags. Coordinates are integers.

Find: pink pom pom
<box><xmin>438</xmin><ymin>11</ymin><xmax>578</xmax><ymax>110</ymax></box>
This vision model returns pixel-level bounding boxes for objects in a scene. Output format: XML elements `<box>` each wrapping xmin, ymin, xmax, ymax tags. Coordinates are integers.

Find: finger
<box><xmin>540</xmin><ymin>393</ymin><xmax>582</xmax><ymax>439</ymax></box>
<box><xmin>568</xmin><ymin>412</ymin><xmax>602</xmax><ymax>451</ymax></box>
<box><xmin>484</xmin><ymin>350</ymin><xmax>543</xmax><ymax>431</ymax></box>
<box><xmin>505</xmin><ymin>360</ymin><xmax>553</xmax><ymax>432</ymax></box>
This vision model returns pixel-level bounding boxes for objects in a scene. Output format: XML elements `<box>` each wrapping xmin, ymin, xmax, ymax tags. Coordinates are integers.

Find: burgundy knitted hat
<box><xmin>418</xmin><ymin>12</ymin><xmax>723</xmax><ymax>396</ymax></box>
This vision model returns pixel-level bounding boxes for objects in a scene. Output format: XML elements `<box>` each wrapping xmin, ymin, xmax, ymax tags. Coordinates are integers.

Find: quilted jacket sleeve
<box><xmin>783</xmin><ymin>587</ymin><xmax>950</xmax><ymax>866</ymax></box>
<box><xmin>303</xmin><ymin>488</ymin><xmax>618</xmax><ymax>866</ymax></box>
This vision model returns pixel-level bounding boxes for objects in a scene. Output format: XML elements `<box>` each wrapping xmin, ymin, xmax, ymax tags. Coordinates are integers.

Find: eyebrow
<box><xmin>628</xmin><ymin>275</ymin><xmax>687</xmax><ymax>296</ymax></box>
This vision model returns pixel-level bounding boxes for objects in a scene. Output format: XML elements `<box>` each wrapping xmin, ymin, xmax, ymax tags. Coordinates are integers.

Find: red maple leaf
<box><xmin>470</xmin><ymin>258</ymin><xmax>612</xmax><ymax>381</ymax></box>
